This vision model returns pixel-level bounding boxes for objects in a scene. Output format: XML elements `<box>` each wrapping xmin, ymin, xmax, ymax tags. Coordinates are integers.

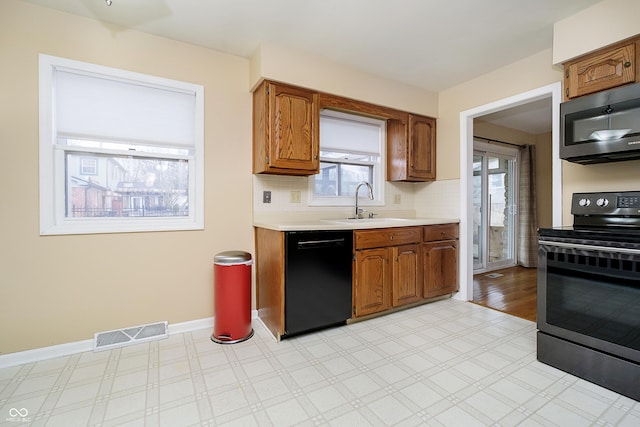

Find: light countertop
<box><xmin>253</xmin><ymin>217</ymin><xmax>459</xmax><ymax>231</ymax></box>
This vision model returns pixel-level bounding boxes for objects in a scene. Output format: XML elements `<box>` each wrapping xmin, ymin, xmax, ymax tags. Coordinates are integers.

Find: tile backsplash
<box><xmin>253</xmin><ymin>175</ymin><xmax>459</xmax><ymax>221</ymax></box>
<box><xmin>415</xmin><ymin>178</ymin><xmax>460</xmax><ymax>218</ymax></box>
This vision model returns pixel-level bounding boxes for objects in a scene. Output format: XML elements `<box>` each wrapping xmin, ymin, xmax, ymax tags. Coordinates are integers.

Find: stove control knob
<box><xmin>578</xmin><ymin>198</ymin><xmax>591</xmax><ymax>207</ymax></box>
<box><xmin>596</xmin><ymin>197</ymin><xmax>609</xmax><ymax>207</ymax></box>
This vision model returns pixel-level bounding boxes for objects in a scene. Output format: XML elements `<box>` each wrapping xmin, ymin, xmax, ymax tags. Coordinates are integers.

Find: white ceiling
<box><xmin>21</xmin><ymin>0</ymin><xmax>601</xmax><ymax>133</ymax></box>
<box><xmin>477</xmin><ymin>98</ymin><xmax>553</xmax><ymax>135</ymax></box>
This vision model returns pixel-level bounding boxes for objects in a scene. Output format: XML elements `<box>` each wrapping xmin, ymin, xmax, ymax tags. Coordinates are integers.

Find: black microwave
<box><xmin>561</xmin><ymin>82</ymin><xmax>640</xmax><ymax>164</ymax></box>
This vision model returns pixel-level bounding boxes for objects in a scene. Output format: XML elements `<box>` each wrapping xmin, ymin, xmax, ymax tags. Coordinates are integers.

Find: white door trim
<box><xmin>456</xmin><ymin>82</ymin><xmax>563</xmax><ymax>301</ymax></box>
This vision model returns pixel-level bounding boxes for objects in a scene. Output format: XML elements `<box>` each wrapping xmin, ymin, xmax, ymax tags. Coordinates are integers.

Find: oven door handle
<box><xmin>539</xmin><ymin>239</ymin><xmax>640</xmax><ymax>255</ymax></box>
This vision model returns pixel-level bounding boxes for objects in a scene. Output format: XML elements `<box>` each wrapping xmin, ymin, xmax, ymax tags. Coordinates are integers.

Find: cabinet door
<box><xmin>386</xmin><ymin>117</ymin><xmax>408</xmax><ymax>181</ymax></box>
<box><xmin>268</xmin><ymin>83</ymin><xmax>319</xmax><ymax>173</ymax></box>
<box><xmin>565</xmin><ymin>42</ymin><xmax>635</xmax><ymax>99</ymax></box>
<box><xmin>354</xmin><ymin>248</ymin><xmax>391</xmax><ymax>317</ymax></box>
<box><xmin>408</xmin><ymin>114</ymin><xmax>436</xmax><ymax>181</ymax></box>
<box><xmin>423</xmin><ymin>240</ymin><xmax>458</xmax><ymax>298</ymax></box>
<box><xmin>392</xmin><ymin>244</ymin><xmax>422</xmax><ymax>307</ymax></box>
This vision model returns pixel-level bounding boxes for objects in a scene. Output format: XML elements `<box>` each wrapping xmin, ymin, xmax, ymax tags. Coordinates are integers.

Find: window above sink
<box><xmin>308</xmin><ymin>110</ymin><xmax>385</xmax><ymax>207</ymax></box>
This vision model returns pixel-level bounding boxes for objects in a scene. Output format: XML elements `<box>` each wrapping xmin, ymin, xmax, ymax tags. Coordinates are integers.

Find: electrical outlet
<box><xmin>290</xmin><ymin>190</ymin><xmax>301</xmax><ymax>203</ymax></box>
<box><xmin>394</xmin><ymin>194</ymin><xmax>401</xmax><ymax>204</ymax></box>
<box><xmin>263</xmin><ymin>190</ymin><xmax>271</xmax><ymax>204</ymax></box>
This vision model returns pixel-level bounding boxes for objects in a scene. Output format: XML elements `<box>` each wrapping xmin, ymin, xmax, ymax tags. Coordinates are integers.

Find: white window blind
<box><xmin>319</xmin><ymin>114</ymin><xmax>381</xmax><ymax>155</ymax></box>
<box><xmin>55</xmin><ymin>69</ymin><xmax>196</xmax><ymax>147</ymax></box>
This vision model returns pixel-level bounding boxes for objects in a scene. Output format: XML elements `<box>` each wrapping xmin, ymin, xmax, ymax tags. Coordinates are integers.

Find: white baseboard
<box><xmin>167</xmin><ymin>317</ymin><xmax>214</xmax><ymax>336</ymax></box>
<box><xmin>0</xmin><ymin>310</ymin><xmax>258</xmax><ymax>369</ymax></box>
<box><xmin>0</xmin><ymin>339</ymin><xmax>95</xmax><ymax>369</ymax></box>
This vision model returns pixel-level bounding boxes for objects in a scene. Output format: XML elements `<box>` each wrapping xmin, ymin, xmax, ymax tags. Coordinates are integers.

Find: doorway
<box><xmin>457</xmin><ymin>82</ymin><xmax>563</xmax><ymax>302</ymax></box>
<box><xmin>473</xmin><ymin>143</ymin><xmax>518</xmax><ymax>272</ymax></box>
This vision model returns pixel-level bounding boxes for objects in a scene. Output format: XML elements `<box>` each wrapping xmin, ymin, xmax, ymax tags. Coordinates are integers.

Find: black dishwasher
<box><xmin>284</xmin><ymin>230</ymin><xmax>353</xmax><ymax>337</ymax></box>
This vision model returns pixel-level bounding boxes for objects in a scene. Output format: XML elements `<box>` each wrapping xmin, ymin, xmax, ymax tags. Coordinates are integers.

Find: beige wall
<box><xmin>250</xmin><ymin>42</ymin><xmax>439</xmax><ymax>117</ymax></box>
<box><xmin>562</xmin><ymin>160</ymin><xmax>640</xmax><ymax>224</ymax></box>
<box><xmin>437</xmin><ymin>49</ymin><xmax>562</xmax><ymax>181</ymax></box>
<box><xmin>552</xmin><ymin>0</ymin><xmax>640</xmax><ymax>224</ymax></box>
<box><xmin>3</xmin><ymin>0</ymin><xmax>637</xmax><ymax>355</ymax></box>
<box><xmin>553</xmin><ymin>0</ymin><xmax>640</xmax><ymax>64</ymax></box>
<box><xmin>439</xmin><ymin>32</ymin><xmax>640</xmax><ymax>228</ymax></box>
<box><xmin>248</xmin><ymin>43</ymin><xmax>442</xmax><ymax>222</ymax></box>
<box><xmin>0</xmin><ymin>0</ymin><xmax>253</xmax><ymax>354</ymax></box>
<box><xmin>0</xmin><ymin>1</ymin><xmax>441</xmax><ymax>355</ymax></box>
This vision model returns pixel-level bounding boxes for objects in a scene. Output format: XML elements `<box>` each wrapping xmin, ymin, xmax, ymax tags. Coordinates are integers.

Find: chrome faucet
<box><xmin>353</xmin><ymin>181</ymin><xmax>374</xmax><ymax>219</ymax></box>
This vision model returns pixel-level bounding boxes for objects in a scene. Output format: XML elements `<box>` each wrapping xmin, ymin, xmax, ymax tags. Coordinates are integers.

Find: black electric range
<box><xmin>537</xmin><ymin>191</ymin><xmax>640</xmax><ymax>402</ymax></box>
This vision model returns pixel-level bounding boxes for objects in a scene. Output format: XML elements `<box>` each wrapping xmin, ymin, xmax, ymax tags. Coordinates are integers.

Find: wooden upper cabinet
<box><xmin>387</xmin><ymin>113</ymin><xmax>436</xmax><ymax>182</ymax></box>
<box><xmin>409</xmin><ymin>114</ymin><xmax>436</xmax><ymax>180</ymax></box>
<box><xmin>253</xmin><ymin>82</ymin><xmax>437</xmax><ymax>179</ymax></box>
<box><xmin>253</xmin><ymin>81</ymin><xmax>319</xmax><ymax>175</ymax></box>
<box><xmin>564</xmin><ymin>38</ymin><xmax>640</xmax><ymax>100</ymax></box>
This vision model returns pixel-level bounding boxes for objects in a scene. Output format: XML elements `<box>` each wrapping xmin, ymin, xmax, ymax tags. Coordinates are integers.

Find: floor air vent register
<box><xmin>94</xmin><ymin>321</ymin><xmax>168</xmax><ymax>351</ymax></box>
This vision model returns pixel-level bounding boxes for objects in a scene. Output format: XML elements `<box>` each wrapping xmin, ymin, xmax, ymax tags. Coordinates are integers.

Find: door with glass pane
<box><xmin>473</xmin><ymin>146</ymin><xmax>517</xmax><ymax>272</ymax></box>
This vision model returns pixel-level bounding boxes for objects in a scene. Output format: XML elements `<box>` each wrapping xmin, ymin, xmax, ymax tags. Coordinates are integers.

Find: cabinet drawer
<box><xmin>424</xmin><ymin>224</ymin><xmax>459</xmax><ymax>242</ymax></box>
<box><xmin>355</xmin><ymin>227</ymin><xmax>422</xmax><ymax>249</ymax></box>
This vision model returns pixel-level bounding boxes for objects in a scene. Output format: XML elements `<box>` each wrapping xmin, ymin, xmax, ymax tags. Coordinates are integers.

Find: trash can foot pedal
<box><xmin>211</xmin><ymin>329</ymin><xmax>254</xmax><ymax>344</ymax></box>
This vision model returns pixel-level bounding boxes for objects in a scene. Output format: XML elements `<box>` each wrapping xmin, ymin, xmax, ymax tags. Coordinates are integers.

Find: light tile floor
<box><xmin>1</xmin><ymin>299</ymin><xmax>640</xmax><ymax>426</ymax></box>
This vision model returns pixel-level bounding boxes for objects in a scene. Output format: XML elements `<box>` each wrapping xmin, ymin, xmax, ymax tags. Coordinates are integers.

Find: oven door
<box><xmin>538</xmin><ymin>238</ymin><xmax>640</xmax><ymax>364</ymax></box>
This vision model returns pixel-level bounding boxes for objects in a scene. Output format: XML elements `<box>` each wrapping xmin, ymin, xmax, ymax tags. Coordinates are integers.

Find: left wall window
<box><xmin>39</xmin><ymin>54</ymin><xmax>204</xmax><ymax>235</ymax></box>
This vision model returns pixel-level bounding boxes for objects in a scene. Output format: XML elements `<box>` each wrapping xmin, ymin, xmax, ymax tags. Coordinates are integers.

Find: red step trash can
<box><xmin>211</xmin><ymin>251</ymin><xmax>254</xmax><ymax>344</ymax></box>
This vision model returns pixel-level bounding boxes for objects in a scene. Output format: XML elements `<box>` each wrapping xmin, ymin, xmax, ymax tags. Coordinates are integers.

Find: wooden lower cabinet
<box><xmin>423</xmin><ymin>239</ymin><xmax>459</xmax><ymax>298</ymax></box>
<box><xmin>354</xmin><ymin>247</ymin><xmax>392</xmax><ymax>317</ymax></box>
<box><xmin>392</xmin><ymin>244</ymin><xmax>422</xmax><ymax>307</ymax></box>
<box><xmin>255</xmin><ymin>227</ymin><xmax>286</xmax><ymax>339</ymax></box>
<box><xmin>353</xmin><ymin>243</ymin><xmax>422</xmax><ymax>317</ymax></box>
<box><xmin>257</xmin><ymin>223</ymin><xmax>459</xmax><ymax>333</ymax></box>
<box><xmin>353</xmin><ymin>227</ymin><xmax>423</xmax><ymax>317</ymax></box>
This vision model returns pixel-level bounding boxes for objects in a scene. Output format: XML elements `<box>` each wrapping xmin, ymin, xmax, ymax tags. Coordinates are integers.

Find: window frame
<box><xmin>308</xmin><ymin>109</ymin><xmax>385</xmax><ymax>207</ymax></box>
<box><xmin>39</xmin><ymin>54</ymin><xmax>204</xmax><ymax>235</ymax></box>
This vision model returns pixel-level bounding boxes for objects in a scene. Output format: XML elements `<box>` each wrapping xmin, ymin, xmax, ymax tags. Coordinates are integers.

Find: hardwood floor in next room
<box><xmin>472</xmin><ymin>266</ymin><xmax>537</xmax><ymax>322</ymax></box>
